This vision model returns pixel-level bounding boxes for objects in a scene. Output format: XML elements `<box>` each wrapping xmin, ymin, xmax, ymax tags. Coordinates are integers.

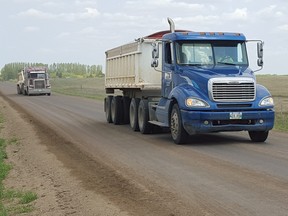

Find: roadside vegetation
<box><xmin>257</xmin><ymin>75</ymin><xmax>288</xmax><ymax>131</ymax></box>
<box><xmin>50</xmin><ymin>77</ymin><xmax>105</xmax><ymax>100</ymax></box>
<box><xmin>0</xmin><ymin>113</ymin><xmax>37</xmax><ymax>215</ymax></box>
<box><xmin>0</xmin><ymin>62</ymin><xmax>103</xmax><ymax>81</ymax></box>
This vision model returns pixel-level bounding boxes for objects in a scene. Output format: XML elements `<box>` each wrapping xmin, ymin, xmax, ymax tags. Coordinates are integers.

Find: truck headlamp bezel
<box><xmin>259</xmin><ymin>96</ymin><xmax>274</xmax><ymax>107</ymax></box>
<box><xmin>185</xmin><ymin>98</ymin><xmax>210</xmax><ymax>108</ymax></box>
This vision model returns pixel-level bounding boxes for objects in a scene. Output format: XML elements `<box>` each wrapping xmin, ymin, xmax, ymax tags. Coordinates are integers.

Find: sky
<box><xmin>1</xmin><ymin>0</ymin><xmax>288</xmax><ymax>75</ymax></box>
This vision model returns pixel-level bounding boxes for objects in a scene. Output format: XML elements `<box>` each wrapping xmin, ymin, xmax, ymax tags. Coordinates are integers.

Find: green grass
<box><xmin>50</xmin><ymin>77</ymin><xmax>105</xmax><ymax>100</ymax></box>
<box><xmin>256</xmin><ymin>75</ymin><xmax>288</xmax><ymax>132</ymax></box>
<box><xmin>0</xmin><ymin>113</ymin><xmax>37</xmax><ymax>215</ymax></box>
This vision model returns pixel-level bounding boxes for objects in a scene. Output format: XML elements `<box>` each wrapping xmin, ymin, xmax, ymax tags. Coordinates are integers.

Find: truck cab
<box><xmin>17</xmin><ymin>67</ymin><xmax>51</xmax><ymax>96</ymax></box>
<box><xmin>151</xmin><ymin>20</ymin><xmax>274</xmax><ymax>144</ymax></box>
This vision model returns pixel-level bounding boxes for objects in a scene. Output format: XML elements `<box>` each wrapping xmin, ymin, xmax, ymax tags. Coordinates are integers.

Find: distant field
<box><xmin>50</xmin><ymin>77</ymin><xmax>105</xmax><ymax>100</ymax></box>
<box><xmin>256</xmin><ymin>75</ymin><xmax>288</xmax><ymax>131</ymax></box>
<box><xmin>50</xmin><ymin>75</ymin><xmax>288</xmax><ymax>131</ymax></box>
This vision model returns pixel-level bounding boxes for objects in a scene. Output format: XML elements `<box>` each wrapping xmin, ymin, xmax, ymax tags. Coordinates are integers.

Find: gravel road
<box><xmin>1</xmin><ymin>81</ymin><xmax>288</xmax><ymax>216</ymax></box>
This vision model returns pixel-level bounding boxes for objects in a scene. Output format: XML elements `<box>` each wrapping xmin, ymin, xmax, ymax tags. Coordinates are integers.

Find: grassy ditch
<box><xmin>50</xmin><ymin>77</ymin><xmax>105</xmax><ymax>100</ymax></box>
<box><xmin>257</xmin><ymin>75</ymin><xmax>288</xmax><ymax>132</ymax></box>
<box><xmin>0</xmin><ymin>113</ymin><xmax>37</xmax><ymax>215</ymax></box>
<box><xmin>50</xmin><ymin>76</ymin><xmax>288</xmax><ymax>132</ymax></box>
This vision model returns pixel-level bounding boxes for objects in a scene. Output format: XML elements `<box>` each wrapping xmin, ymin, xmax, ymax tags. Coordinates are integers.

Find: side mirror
<box><xmin>152</xmin><ymin>42</ymin><xmax>159</xmax><ymax>59</ymax></box>
<box><xmin>151</xmin><ymin>59</ymin><xmax>159</xmax><ymax>67</ymax></box>
<box><xmin>257</xmin><ymin>42</ymin><xmax>263</xmax><ymax>58</ymax></box>
<box><xmin>257</xmin><ymin>42</ymin><xmax>264</xmax><ymax>67</ymax></box>
<box><xmin>257</xmin><ymin>58</ymin><xmax>263</xmax><ymax>67</ymax></box>
<box><xmin>151</xmin><ymin>42</ymin><xmax>159</xmax><ymax>68</ymax></box>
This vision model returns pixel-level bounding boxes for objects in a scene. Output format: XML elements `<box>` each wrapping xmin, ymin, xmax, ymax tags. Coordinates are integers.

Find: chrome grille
<box><xmin>209</xmin><ymin>77</ymin><xmax>255</xmax><ymax>102</ymax></box>
<box><xmin>34</xmin><ymin>80</ymin><xmax>45</xmax><ymax>89</ymax></box>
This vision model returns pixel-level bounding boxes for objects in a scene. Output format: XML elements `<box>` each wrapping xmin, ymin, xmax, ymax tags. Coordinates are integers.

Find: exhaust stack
<box><xmin>167</xmin><ymin>17</ymin><xmax>175</xmax><ymax>33</ymax></box>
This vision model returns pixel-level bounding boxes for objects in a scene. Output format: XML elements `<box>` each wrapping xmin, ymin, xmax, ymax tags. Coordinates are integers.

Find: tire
<box><xmin>123</xmin><ymin>96</ymin><xmax>131</xmax><ymax>124</ymax></box>
<box><xmin>111</xmin><ymin>96</ymin><xmax>123</xmax><ymax>125</ymax></box>
<box><xmin>21</xmin><ymin>85</ymin><xmax>24</xmax><ymax>94</ymax></box>
<box><xmin>248</xmin><ymin>131</ymin><xmax>269</xmax><ymax>142</ymax></box>
<box><xmin>170</xmin><ymin>103</ymin><xmax>189</xmax><ymax>144</ymax></box>
<box><xmin>138</xmin><ymin>99</ymin><xmax>152</xmax><ymax>134</ymax></box>
<box><xmin>17</xmin><ymin>86</ymin><xmax>21</xmax><ymax>94</ymax></box>
<box><xmin>129</xmin><ymin>98</ymin><xmax>140</xmax><ymax>131</ymax></box>
<box><xmin>105</xmin><ymin>96</ymin><xmax>113</xmax><ymax>123</ymax></box>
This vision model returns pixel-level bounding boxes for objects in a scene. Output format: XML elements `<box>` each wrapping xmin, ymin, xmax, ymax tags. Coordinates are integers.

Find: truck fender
<box><xmin>168</xmin><ymin>84</ymin><xmax>205</xmax><ymax>110</ymax></box>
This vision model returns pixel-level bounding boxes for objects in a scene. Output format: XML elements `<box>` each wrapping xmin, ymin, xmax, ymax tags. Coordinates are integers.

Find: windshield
<box><xmin>176</xmin><ymin>41</ymin><xmax>248</xmax><ymax>66</ymax></box>
<box><xmin>28</xmin><ymin>72</ymin><xmax>46</xmax><ymax>79</ymax></box>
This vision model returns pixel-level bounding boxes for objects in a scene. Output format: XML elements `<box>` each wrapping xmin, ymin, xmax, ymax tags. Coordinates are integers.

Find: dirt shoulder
<box><xmin>0</xmin><ymin>96</ymin><xmax>130</xmax><ymax>216</ymax></box>
<box><xmin>0</xmin><ymin>91</ymin><xmax>189</xmax><ymax>216</ymax></box>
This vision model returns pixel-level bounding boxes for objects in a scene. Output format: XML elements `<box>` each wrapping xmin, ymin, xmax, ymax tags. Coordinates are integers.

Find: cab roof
<box><xmin>144</xmin><ymin>30</ymin><xmax>246</xmax><ymax>41</ymax></box>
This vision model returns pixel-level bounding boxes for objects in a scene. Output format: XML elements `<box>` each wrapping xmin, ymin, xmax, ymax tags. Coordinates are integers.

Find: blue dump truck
<box><xmin>104</xmin><ymin>18</ymin><xmax>274</xmax><ymax>144</ymax></box>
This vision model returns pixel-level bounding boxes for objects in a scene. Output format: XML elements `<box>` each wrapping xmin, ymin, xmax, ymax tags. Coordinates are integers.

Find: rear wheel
<box><xmin>170</xmin><ymin>104</ymin><xmax>189</xmax><ymax>144</ymax></box>
<box><xmin>17</xmin><ymin>86</ymin><xmax>21</xmax><ymax>94</ymax></box>
<box><xmin>138</xmin><ymin>99</ymin><xmax>152</xmax><ymax>134</ymax></box>
<box><xmin>123</xmin><ymin>96</ymin><xmax>131</xmax><ymax>124</ymax></box>
<box><xmin>249</xmin><ymin>131</ymin><xmax>269</xmax><ymax>142</ymax></box>
<box><xmin>129</xmin><ymin>98</ymin><xmax>140</xmax><ymax>131</ymax></box>
<box><xmin>105</xmin><ymin>96</ymin><xmax>113</xmax><ymax>123</ymax></box>
<box><xmin>111</xmin><ymin>96</ymin><xmax>123</xmax><ymax>125</ymax></box>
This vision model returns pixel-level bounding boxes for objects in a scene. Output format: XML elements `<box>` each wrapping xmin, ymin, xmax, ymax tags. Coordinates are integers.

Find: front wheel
<box><xmin>248</xmin><ymin>131</ymin><xmax>269</xmax><ymax>142</ymax></box>
<box><xmin>170</xmin><ymin>104</ymin><xmax>189</xmax><ymax>144</ymax></box>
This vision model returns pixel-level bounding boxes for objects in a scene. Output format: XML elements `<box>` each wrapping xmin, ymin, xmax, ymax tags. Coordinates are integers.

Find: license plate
<box><xmin>230</xmin><ymin>112</ymin><xmax>242</xmax><ymax>119</ymax></box>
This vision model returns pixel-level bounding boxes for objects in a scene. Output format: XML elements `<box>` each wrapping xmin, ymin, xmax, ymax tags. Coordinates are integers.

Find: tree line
<box><xmin>0</xmin><ymin>62</ymin><xmax>103</xmax><ymax>81</ymax></box>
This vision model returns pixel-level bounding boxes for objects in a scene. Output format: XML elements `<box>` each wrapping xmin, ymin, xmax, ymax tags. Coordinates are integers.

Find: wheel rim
<box><xmin>171</xmin><ymin>110</ymin><xmax>179</xmax><ymax>140</ymax></box>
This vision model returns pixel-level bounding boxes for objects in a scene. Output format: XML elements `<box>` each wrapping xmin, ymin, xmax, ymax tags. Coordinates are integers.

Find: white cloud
<box><xmin>79</xmin><ymin>27</ymin><xmax>97</xmax><ymax>35</ymax></box>
<box><xmin>24</xmin><ymin>26</ymin><xmax>39</xmax><ymax>32</ymax></box>
<box><xmin>277</xmin><ymin>24</ymin><xmax>288</xmax><ymax>31</ymax></box>
<box><xmin>17</xmin><ymin>7</ymin><xmax>100</xmax><ymax>21</ymax></box>
<box><xmin>224</xmin><ymin>8</ymin><xmax>248</xmax><ymax>21</ymax></box>
<box><xmin>256</xmin><ymin>5</ymin><xmax>277</xmax><ymax>16</ymax></box>
<box><xmin>126</xmin><ymin>0</ymin><xmax>204</xmax><ymax>12</ymax></box>
<box><xmin>56</xmin><ymin>32</ymin><xmax>71</xmax><ymax>39</ymax></box>
<box><xmin>80</xmin><ymin>8</ymin><xmax>100</xmax><ymax>18</ymax></box>
<box><xmin>18</xmin><ymin>8</ymin><xmax>55</xmax><ymax>19</ymax></box>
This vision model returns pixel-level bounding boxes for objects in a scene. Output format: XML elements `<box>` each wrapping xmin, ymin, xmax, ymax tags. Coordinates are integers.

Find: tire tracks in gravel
<box><xmin>0</xmin><ymin>91</ymin><xmax>199</xmax><ymax>216</ymax></box>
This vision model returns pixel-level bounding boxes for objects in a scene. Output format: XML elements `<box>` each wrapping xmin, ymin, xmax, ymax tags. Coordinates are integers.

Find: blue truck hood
<box><xmin>176</xmin><ymin>65</ymin><xmax>254</xmax><ymax>98</ymax></box>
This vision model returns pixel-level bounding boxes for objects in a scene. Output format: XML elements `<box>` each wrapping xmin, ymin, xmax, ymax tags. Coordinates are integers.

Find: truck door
<box><xmin>162</xmin><ymin>42</ymin><xmax>174</xmax><ymax>98</ymax></box>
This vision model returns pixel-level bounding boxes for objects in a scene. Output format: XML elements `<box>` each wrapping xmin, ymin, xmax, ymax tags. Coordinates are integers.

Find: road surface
<box><xmin>1</xmin><ymin>81</ymin><xmax>287</xmax><ymax>216</ymax></box>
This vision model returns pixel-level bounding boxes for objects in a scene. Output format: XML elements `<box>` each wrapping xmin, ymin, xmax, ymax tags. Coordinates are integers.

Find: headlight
<box><xmin>185</xmin><ymin>98</ymin><xmax>210</xmax><ymax>107</ymax></box>
<box><xmin>259</xmin><ymin>96</ymin><xmax>274</xmax><ymax>106</ymax></box>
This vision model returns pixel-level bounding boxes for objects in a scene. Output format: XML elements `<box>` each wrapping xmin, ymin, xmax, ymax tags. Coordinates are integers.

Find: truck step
<box><xmin>149</xmin><ymin>121</ymin><xmax>169</xmax><ymax>128</ymax></box>
<box><xmin>151</xmin><ymin>104</ymin><xmax>158</xmax><ymax>110</ymax></box>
